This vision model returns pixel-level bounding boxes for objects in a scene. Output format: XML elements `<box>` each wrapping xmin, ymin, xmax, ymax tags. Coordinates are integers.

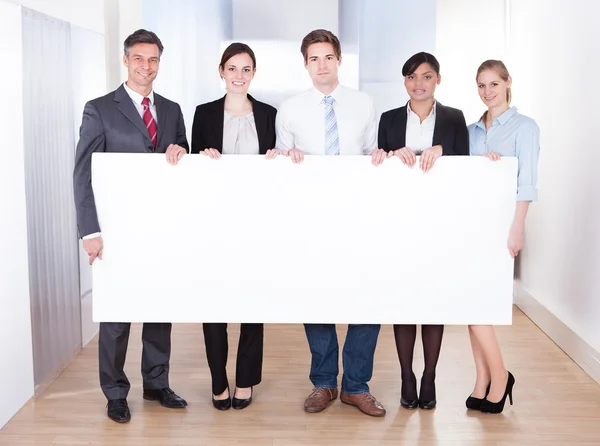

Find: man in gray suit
<box><xmin>73</xmin><ymin>29</ymin><xmax>188</xmax><ymax>423</ymax></box>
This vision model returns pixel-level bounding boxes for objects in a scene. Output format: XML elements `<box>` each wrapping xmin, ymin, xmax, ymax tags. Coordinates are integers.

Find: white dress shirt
<box><xmin>405</xmin><ymin>101</ymin><xmax>436</xmax><ymax>154</ymax></box>
<box><xmin>83</xmin><ymin>83</ymin><xmax>158</xmax><ymax>240</ymax></box>
<box><xmin>222</xmin><ymin>112</ymin><xmax>259</xmax><ymax>155</ymax></box>
<box><xmin>275</xmin><ymin>84</ymin><xmax>377</xmax><ymax>155</ymax></box>
<box><xmin>123</xmin><ymin>81</ymin><xmax>158</xmax><ymax>122</ymax></box>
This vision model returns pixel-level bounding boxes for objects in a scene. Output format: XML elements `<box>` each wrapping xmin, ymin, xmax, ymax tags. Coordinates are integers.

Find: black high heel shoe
<box><xmin>232</xmin><ymin>387</ymin><xmax>253</xmax><ymax>410</ymax></box>
<box><xmin>465</xmin><ymin>383</ymin><xmax>491</xmax><ymax>410</ymax></box>
<box><xmin>212</xmin><ymin>386</ymin><xmax>231</xmax><ymax>411</ymax></box>
<box><xmin>401</xmin><ymin>396</ymin><xmax>418</xmax><ymax>409</ymax></box>
<box><xmin>418</xmin><ymin>398</ymin><xmax>436</xmax><ymax>410</ymax></box>
<box><xmin>400</xmin><ymin>374</ymin><xmax>418</xmax><ymax>409</ymax></box>
<box><xmin>418</xmin><ymin>375</ymin><xmax>437</xmax><ymax>410</ymax></box>
<box><xmin>481</xmin><ymin>371</ymin><xmax>515</xmax><ymax>414</ymax></box>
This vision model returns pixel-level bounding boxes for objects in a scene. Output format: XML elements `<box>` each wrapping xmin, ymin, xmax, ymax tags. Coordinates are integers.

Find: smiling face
<box><xmin>123</xmin><ymin>43</ymin><xmax>160</xmax><ymax>93</ymax></box>
<box><xmin>403</xmin><ymin>62</ymin><xmax>440</xmax><ymax>103</ymax></box>
<box><xmin>476</xmin><ymin>68</ymin><xmax>511</xmax><ymax>109</ymax></box>
<box><xmin>219</xmin><ymin>52</ymin><xmax>255</xmax><ymax>94</ymax></box>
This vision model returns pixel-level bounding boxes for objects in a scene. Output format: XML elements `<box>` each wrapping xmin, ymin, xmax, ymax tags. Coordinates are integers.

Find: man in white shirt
<box><xmin>274</xmin><ymin>29</ymin><xmax>386</xmax><ymax>417</ymax></box>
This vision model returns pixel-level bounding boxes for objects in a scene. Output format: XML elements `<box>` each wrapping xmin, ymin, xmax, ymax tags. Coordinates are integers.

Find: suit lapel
<box><xmin>114</xmin><ymin>85</ymin><xmax>151</xmax><ymax>144</ymax></box>
<box><xmin>215</xmin><ymin>96</ymin><xmax>225</xmax><ymax>152</ymax></box>
<box><xmin>395</xmin><ymin>105</ymin><xmax>408</xmax><ymax>148</ymax></box>
<box><xmin>432</xmin><ymin>101</ymin><xmax>445</xmax><ymax>146</ymax></box>
<box><xmin>154</xmin><ymin>93</ymin><xmax>169</xmax><ymax>148</ymax></box>
<box><xmin>249</xmin><ymin>94</ymin><xmax>266</xmax><ymax>152</ymax></box>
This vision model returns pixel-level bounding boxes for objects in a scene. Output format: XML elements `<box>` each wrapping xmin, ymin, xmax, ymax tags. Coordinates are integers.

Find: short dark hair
<box><xmin>300</xmin><ymin>29</ymin><xmax>341</xmax><ymax>63</ymax></box>
<box><xmin>219</xmin><ymin>43</ymin><xmax>257</xmax><ymax>70</ymax></box>
<box><xmin>402</xmin><ymin>52</ymin><xmax>440</xmax><ymax>77</ymax></box>
<box><xmin>124</xmin><ymin>29</ymin><xmax>164</xmax><ymax>58</ymax></box>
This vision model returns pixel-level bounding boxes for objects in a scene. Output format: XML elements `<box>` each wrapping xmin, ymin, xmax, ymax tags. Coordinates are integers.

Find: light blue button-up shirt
<box><xmin>468</xmin><ymin>106</ymin><xmax>540</xmax><ymax>201</ymax></box>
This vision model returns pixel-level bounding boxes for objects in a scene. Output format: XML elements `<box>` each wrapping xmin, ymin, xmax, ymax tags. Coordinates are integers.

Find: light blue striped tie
<box><xmin>324</xmin><ymin>95</ymin><xmax>339</xmax><ymax>156</ymax></box>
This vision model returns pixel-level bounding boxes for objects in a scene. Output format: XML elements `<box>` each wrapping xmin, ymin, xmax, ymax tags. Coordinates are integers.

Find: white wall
<box><xmin>104</xmin><ymin>0</ymin><xmax>122</xmax><ymax>90</ymax></box>
<box><xmin>360</xmin><ymin>0</ymin><xmax>437</xmax><ymax>117</ymax></box>
<box><xmin>103</xmin><ymin>0</ymin><xmax>145</xmax><ymax>90</ymax></box>
<box><xmin>510</xmin><ymin>0</ymin><xmax>600</xmax><ymax>353</ymax></box>
<box><xmin>13</xmin><ymin>0</ymin><xmax>104</xmax><ymax>32</ymax></box>
<box><xmin>0</xmin><ymin>0</ymin><xmax>107</xmax><ymax>428</ymax></box>
<box><xmin>12</xmin><ymin>0</ymin><xmax>107</xmax><ymax>353</ymax></box>
<box><xmin>435</xmin><ymin>0</ymin><xmax>507</xmax><ymax>124</ymax></box>
<box><xmin>232</xmin><ymin>0</ymin><xmax>338</xmax><ymax>41</ymax></box>
<box><xmin>0</xmin><ymin>0</ymin><xmax>34</xmax><ymax>429</ymax></box>
<box><xmin>118</xmin><ymin>0</ymin><xmax>143</xmax><ymax>83</ymax></box>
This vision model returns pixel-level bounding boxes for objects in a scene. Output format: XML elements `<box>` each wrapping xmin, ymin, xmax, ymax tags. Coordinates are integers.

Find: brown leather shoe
<box><xmin>340</xmin><ymin>392</ymin><xmax>386</xmax><ymax>417</ymax></box>
<box><xmin>304</xmin><ymin>387</ymin><xmax>338</xmax><ymax>413</ymax></box>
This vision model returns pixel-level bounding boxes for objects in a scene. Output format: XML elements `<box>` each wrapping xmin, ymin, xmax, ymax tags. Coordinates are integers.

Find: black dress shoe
<box><xmin>232</xmin><ymin>387</ymin><xmax>253</xmax><ymax>410</ymax></box>
<box><xmin>143</xmin><ymin>388</ymin><xmax>188</xmax><ymax>408</ymax></box>
<box><xmin>107</xmin><ymin>398</ymin><xmax>131</xmax><ymax>423</ymax></box>
<box><xmin>212</xmin><ymin>386</ymin><xmax>231</xmax><ymax>411</ymax></box>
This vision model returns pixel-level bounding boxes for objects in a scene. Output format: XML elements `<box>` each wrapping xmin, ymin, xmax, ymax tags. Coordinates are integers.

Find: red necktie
<box><xmin>142</xmin><ymin>97</ymin><xmax>157</xmax><ymax>150</ymax></box>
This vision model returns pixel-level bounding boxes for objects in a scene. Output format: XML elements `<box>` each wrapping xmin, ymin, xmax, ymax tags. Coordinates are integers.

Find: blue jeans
<box><xmin>304</xmin><ymin>324</ymin><xmax>381</xmax><ymax>394</ymax></box>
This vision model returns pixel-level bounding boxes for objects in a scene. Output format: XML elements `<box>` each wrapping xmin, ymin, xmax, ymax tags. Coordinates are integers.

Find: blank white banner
<box><xmin>92</xmin><ymin>154</ymin><xmax>517</xmax><ymax>324</ymax></box>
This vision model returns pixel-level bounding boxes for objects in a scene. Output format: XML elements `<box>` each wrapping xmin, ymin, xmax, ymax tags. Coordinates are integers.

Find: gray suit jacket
<box><xmin>73</xmin><ymin>84</ymin><xmax>189</xmax><ymax>237</ymax></box>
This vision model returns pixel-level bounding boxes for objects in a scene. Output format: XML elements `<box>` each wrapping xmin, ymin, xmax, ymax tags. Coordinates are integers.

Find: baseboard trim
<box><xmin>514</xmin><ymin>281</ymin><xmax>600</xmax><ymax>384</ymax></box>
<box><xmin>34</xmin><ymin>344</ymin><xmax>81</xmax><ymax>399</ymax></box>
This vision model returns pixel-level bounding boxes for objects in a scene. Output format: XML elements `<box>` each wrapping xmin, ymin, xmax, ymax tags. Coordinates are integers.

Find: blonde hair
<box><xmin>477</xmin><ymin>59</ymin><xmax>511</xmax><ymax>122</ymax></box>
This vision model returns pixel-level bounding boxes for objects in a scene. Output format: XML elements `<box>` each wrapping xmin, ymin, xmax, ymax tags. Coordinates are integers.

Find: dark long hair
<box><xmin>219</xmin><ymin>43</ymin><xmax>257</xmax><ymax>70</ymax></box>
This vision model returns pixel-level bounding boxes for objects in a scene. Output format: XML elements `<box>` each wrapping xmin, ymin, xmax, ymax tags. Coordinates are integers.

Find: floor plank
<box><xmin>1</xmin><ymin>306</ymin><xmax>599</xmax><ymax>445</ymax></box>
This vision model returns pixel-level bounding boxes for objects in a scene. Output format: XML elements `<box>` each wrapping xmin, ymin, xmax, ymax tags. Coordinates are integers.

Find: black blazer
<box><xmin>378</xmin><ymin>101</ymin><xmax>468</xmax><ymax>156</ymax></box>
<box><xmin>191</xmin><ymin>94</ymin><xmax>277</xmax><ymax>155</ymax></box>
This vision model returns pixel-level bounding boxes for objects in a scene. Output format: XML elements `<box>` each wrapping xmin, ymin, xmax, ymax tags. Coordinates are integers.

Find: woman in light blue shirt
<box><xmin>466</xmin><ymin>59</ymin><xmax>540</xmax><ymax>414</ymax></box>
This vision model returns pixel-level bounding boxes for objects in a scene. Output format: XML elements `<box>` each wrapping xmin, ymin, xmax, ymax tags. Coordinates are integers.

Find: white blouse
<box><xmin>405</xmin><ymin>101</ymin><xmax>436</xmax><ymax>154</ymax></box>
<box><xmin>222</xmin><ymin>112</ymin><xmax>259</xmax><ymax>155</ymax></box>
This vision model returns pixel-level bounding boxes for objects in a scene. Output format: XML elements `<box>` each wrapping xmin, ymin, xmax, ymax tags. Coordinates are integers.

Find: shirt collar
<box><xmin>407</xmin><ymin>100</ymin><xmax>436</xmax><ymax>119</ymax></box>
<box><xmin>496</xmin><ymin>106</ymin><xmax>518</xmax><ymax>125</ymax></box>
<box><xmin>476</xmin><ymin>106</ymin><xmax>518</xmax><ymax>129</ymax></box>
<box><xmin>312</xmin><ymin>83</ymin><xmax>343</xmax><ymax>105</ymax></box>
<box><xmin>123</xmin><ymin>82</ymin><xmax>155</xmax><ymax>106</ymax></box>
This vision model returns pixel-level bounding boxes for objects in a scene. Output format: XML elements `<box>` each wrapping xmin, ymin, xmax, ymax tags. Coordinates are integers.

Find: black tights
<box><xmin>393</xmin><ymin>324</ymin><xmax>444</xmax><ymax>402</ymax></box>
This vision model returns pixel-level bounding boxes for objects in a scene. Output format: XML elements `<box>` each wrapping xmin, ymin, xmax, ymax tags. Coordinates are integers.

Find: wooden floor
<box><xmin>1</xmin><ymin>307</ymin><xmax>600</xmax><ymax>445</ymax></box>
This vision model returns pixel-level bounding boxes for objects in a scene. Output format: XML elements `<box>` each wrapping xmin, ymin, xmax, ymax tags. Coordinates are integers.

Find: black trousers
<box><xmin>203</xmin><ymin>323</ymin><xmax>264</xmax><ymax>395</ymax></box>
<box><xmin>98</xmin><ymin>322</ymin><xmax>172</xmax><ymax>400</ymax></box>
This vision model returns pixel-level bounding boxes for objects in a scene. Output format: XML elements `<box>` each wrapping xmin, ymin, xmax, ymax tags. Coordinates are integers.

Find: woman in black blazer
<box><xmin>191</xmin><ymin>43</ymin><xmax>276</xmax><ymax>411</ymax></box>
<box><xmin>377</xmin><ymin>52</ymin><xmax>468</xmax><ymax>411</ymax></box>
<box><xmin>191</xmin><ymin>46</ymin><xmax>276</xmax><ymax>157</ymax></box>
